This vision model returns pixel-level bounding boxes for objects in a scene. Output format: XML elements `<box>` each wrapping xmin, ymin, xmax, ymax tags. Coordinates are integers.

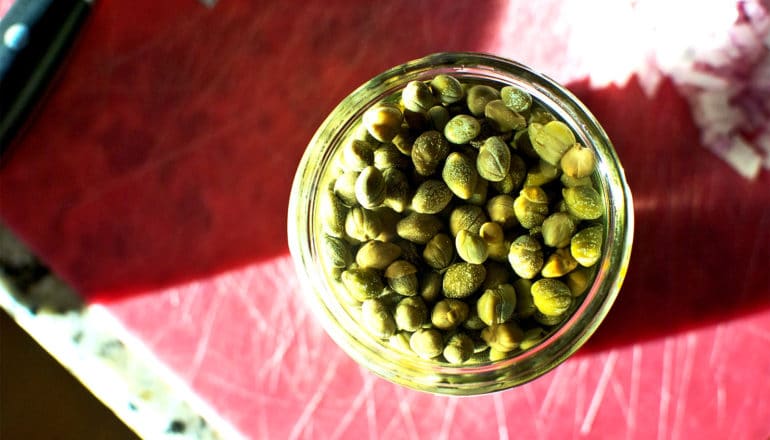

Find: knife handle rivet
<box><xmin>4</xmin><ymin>23</ymin><xmax>30</xmax><ymax>51</ymax></box>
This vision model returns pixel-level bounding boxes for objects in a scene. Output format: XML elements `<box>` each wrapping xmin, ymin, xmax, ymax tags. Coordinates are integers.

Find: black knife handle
<box><xmin>0</xmin><ymin>0</ymin><xmax>93</xmax><ymax>156</ymax></box>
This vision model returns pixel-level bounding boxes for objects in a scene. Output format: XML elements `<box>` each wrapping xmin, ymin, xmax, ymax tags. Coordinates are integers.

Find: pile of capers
<box><xmin>318</xmin><ymin>74</ymin><xmax>604</xmax><ymax>364</ymax></box>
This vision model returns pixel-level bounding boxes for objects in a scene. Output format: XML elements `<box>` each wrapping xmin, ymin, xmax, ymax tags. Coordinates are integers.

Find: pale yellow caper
<box><xmin>411</xmin><ymin>179</ymin><xmax>453</xmax><ymax>214</ymax></box>
<box><xmin>541</xmin><ymin>247</ymin><xmax>579</xmax><ymax>278</ymax></box>
<box><xmin>479</xmin><ymin>222</ymin><xmax>508</xmax><ymax>261</ymax></box>
<box><xmin>402</xmin><ymin>80</ymin><xmax>436</xmax><ymax>113</ymax></box>
<box><xmin>477</xmin><ymin>136</ymin><xmax>512</xmax><ymax>182</ymax></box>
<box><xmin>541</xmin><ymin>212</ymin><xmax>577</xmax><ymax>248</ymax></box>
<box><xmin>355</xmin><ymin>166</ymin><xmax>386</xmax><ymax>209</ymax></box>
<box><xmin>524</xmin><ymin>159</ymin><xmax>560</xmax><ymax>187</ymax></box>
<box><xmin>442</xmin><ymin>152</ymin><xmax>478</xmax><ymax>200</ymax></box>
<box><xmin>430</xmin><ymin>74</ymin><xmax>464</xmax><ymax>105</ymax></box>
<box><xmin>488</xmin><ymin>348</ymin><xmax>510</xmax><ymax>362</ymax></box>
<box><xmin>513</xmin><ymin>278</ymin><xmax>536</xmax><ymax>318</ymax></box>
<box><xmin>442</xmin><ymin>262</ymin><xmax>486</xmax><ymax>299</ymax></box>
<box><xmin>345</xmin><ymin>206</ymin><xmax>382</xmax><ymax>242</ymax></box>
<box><xmin>333</xmin><ymin>170</ymin><xmax>359</xmax><ymax>206</ymax></box>
<box><xmin>500</xmin><ymin>86</ymin><xmax>533</xmax><ymax>113</ymax></box>
<box><xmin>530</xmin><ymin>278</ymin><xmax>573</xmax><ymax>317</ymax></box>
<box><xmin>321</xmin><ymin>235</ymin><xmax>353</xmax><ymax>268</ymax></box>
<box><xmin>361</xmin><ymin>298</ymin><xmax>396</xmax><ymax>338</ymax></box>
<box><xmin>507</xmin><ymin>234</ymin><xmax>544</xmax><ymax>279</ymax></box>
<box><xmin>420</xmin><ymin>270</ymin><xmax>443</xmax><ymax>303</ymax></box>
<box><xmin>355</xmin><ymin>240</ymin><xmax>402</xmax><ymax>270</ymax></box>
<box><xmin>444</xmin><ymin>114</ymin><xmax>481</xmax><ymax>145</ymax></box>
<box><xmin>385</xmin><ymin>260</ymin><xmax>419</xmax><ymax>296</ymax></box>
<box><xmin>363</xmin><ymin>103</ymin><xmax>403</xmax><ymax>143</ymax></box>
<box><xmin>528</xmin><ymin>120</ymin><xmax>576</xmax><ymax>165</ymax></box>
<box><xmin>394</xmin><ymin>296</ymin><xmax>428</xmax><ymax>331</ymax></box>
<box><xmin>431</xmin><ymin>299</ymin><xmax>470</xmax><ymax>330</ymax></box>
<box><xmin>485</xmin><ymin>99</ymin><xmax>526</xmax><ymax>132</ymax></box>
<box><xmin>486</xmin><ymin>194</ymin><xmax>517</xmax><ymax>229</ymax></box>
<box><xmin>513</xmin><ymin>186</ymin><xmax>549</xmax><ymax>229</ymax></box>
<box><xmin>443</xmin><ymin>333</ymin><xmax>474</xmax><ymax>364</ymax></box>
<box><xmin>481</xmin><ymin>322</ymin><xmax>524</xmax><ymax>353</ymax></box>
<box><xmin>382</xmin><ymin>167</ymin><xmax>412</xmax><ymax>213</ymax></box>
<box><xmin>571</xmin><ymin>225</ymin><xmax>603</xmax><ymax>267</ymax></box>
<box><xmin>562</xmin><ymin>186</ymin><xmax>603</xmax><ymax>220</ymax></box>
<box><xmin>410</xmin><ymin>328</ymin><xmax>444</xmax><ymax>359</ymax></box>
<box><xmin>341</xmin><ymin>139</ymin><xmax>375</xmax><ymax>172</ymax></box>
<box><xmin>341</xmin><ymin>268</ymin><xmax>385</xmax><ymax>302</ymax></box>
<box><xmin>411</xmin><ymin>130</ymin><xmax>450</xmax><ymax>176</ymax></box>
<box><xmin>560</xmin><ymin>142</ymin><xmax>596</xmax><ymax>178</ymax></box>
<box><xmin>477</xmin><ymin>284</ymin><xmax>517</xmax><ymax>326</ymax></box>
<box><xmin>396</xmin><ymin>212</ymin><xmax>443</xmax><ymax>244</ymax></box>
<box><xmin>422</xmin><ymin>233</ymin><xmax>454</xmax><ymax>270</ymax></box>
<box><xmin>320</xmin><ymin>189</ymin><xmax>347</xmax><ymax>238</ymax></box>
<box><xmin>566</xmin><ymin>266</ymin><xmax>592</xmax><ymax>296</ymax></box>
<box><xmin>455</xmin><ymin>230</ymin><xmax>489</xmax><ymax>264</ymax></box>
<box><xmin>449</xmin><ymin>205</ymin><xmax>487</xmax><ymax>236</ymax></box>
<box><xmin>392</xmin><ymin>124</ymin><xmax>414</xmax><ymax>155</ymax></box>
<box><xmin>466</xmin><ymin>84</ymin><xmax>500</xmax><ymax>116</ymax></box>
<box><xmin>389</xmin><ymin>331</ymin><xmax>413</xmax><ymax>353</ymax></box>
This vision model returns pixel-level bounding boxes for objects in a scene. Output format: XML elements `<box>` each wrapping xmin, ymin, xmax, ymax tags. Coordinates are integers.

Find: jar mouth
<box><xmin>288</xmin><ymin>52</ymin><xmax>634</xmax><ymax>395</ymax></box>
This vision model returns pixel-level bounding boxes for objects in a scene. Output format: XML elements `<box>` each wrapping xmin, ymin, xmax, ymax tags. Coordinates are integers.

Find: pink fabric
<box><xmin>2</xmin><ymin>1</ymin><xmax>769</xmax><ymax>438</ymax></box>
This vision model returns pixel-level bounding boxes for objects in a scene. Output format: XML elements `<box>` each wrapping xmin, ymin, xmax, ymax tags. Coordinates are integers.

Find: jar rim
<box><xmin>288</xmin><ymin>52</ymin><xmax>634</xmax><ymax>395</ymax></box>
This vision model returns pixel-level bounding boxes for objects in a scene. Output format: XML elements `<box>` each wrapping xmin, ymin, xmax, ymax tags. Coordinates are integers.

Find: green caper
<box><xmin>449</xmin><ymin>205</ymin><xmax>487</xmax><ymax>236</ymax></box>
<box><xmin>411</xmin><ymin>179</ymin><xmax>453</xmax><ymax>214</ymax></box>
<box><xmin>402</xmin><ymin>80</ymin><xmax>436</xmax><ymax>113</ymax></box>
<box><xmin>442</xmin><ymin>262</ymin><xmax>486</xmax><ymax>298</ymax></box>
<box><xmin>363</xmin><ymin>103</ymin><xmax>403</xmax><ymax>142</ymax></box>
<box><xmin>442</xmin><ymin>152</ymin><xmax>478</xmax><ymax>200</ymax></box>
<box><xmin>423</xmin><ymin>233</ymin><xmax>454</xmax><ymax>270</ymax></box>
<box><xmin>479</xmin><ymin>222</ymin><xmax>508</xmax><ymax>261</ymax></box>
<box><xmin>541</xmin><ymin>247</ymin><xmax>578</xmax><ymax>278</ymax></box>
<box><xmin>513</xmin><ymin>186</ymin><xmax>549</xmax><ymax>228</ymax></box>
<box><xmin>481</xmin><ymin>322</ymin><xmax>524</xmax><ymax>353</ymax></box>
<box><xmin>455</xmin><ymin>230</ymin><xmax>488</xmax><ymax>264</ymax></box>
<box><xmin>431</xmin><ymin>299</ymin><xmax>469</xmax><ymax>330</ymax></box>
<box><xmin>477</xmin><ymin>136</ymin><xmax>512</xmax><ymax>182</ymax></box>
<box><xmin>410</xmin><ymin>328</ymin><xmax>444</xmax><ymax>359</ymax></box>
<box><xmin>562</xmin><ymin>186</ymin><xmax>603</xmax><ymax>220</ymax></box>
<box><xmin>320</xmin><ymin>189</ymin><xmax>348</xmax><ymax>237</ymax></box>
<box><xmin>420</xmin><ymin>270</ymin><xmax>443</xmax><ymax>303</ymax></box>
<box><xmin>541</xmin><ymin>212</ymin><xmax>577</xmax><ymax>248</ymax></box>
<box><xmin>486</xmin><ymin>194</ymin><xmax>517</xmax><ymax>229</ymax></box>
<box><xmin>524</xmin><ymin>159</ymin><xmax>560</xmax><ymax>187</ymax></box>
<box><xmin>374</xmin><ymin>144</ymin><xmax>410</xmax><ymax>170</ymax></box>
<box><xmin>513</xmin><ymin>278</ymin><xmax>536</xmax><ymax>318</ymax></box>
<box><xmin>571</xmin><ymin>225</ymin><xmax>602</xmax><ymax>267</ymax></box>
<box><xmin>345</xmin><ymin>206</ymin><xmax>382</xmax><ymax>242</ymax></box>
<box><xmin>443</xmin><ymin>333</ymin><xmax>474</xmax><ymax>364</ymax></box>
<box><xmin>382</xmin><ymin>167</ymin><xmax>412</xmax><ymax>213</ymax></box>
<box><xmin>485</xmin><ymin>99</ymin><xmax>526</xmax><ymax>132</ymax></box>
<box><xmin>528</xmin><ymin>120</ymin><xmax>576</xmax><ymax>165</ymax></box>
<box><xmin>333</xmin><ymin>170</ymin><xmax>359</xmax><ymax>206</ymax></box>
<box><xmin>430</xmin><ymin>74</ymin><xmax>464</xmax><ymax>105</ymax></box>
<box><xmin>322</xmin><ymin>235</ymin><xmax>353</xmax><ymax>269</ymax></box>
<box><xmin>355</xmin><ymin>240</ymin><xmax>402</xmax><ymax>270</ymax></box>
<box><xmin>560</xmin><ymin>142</ymin><xmax>596</xmax><ymax>178</ymax></box>
<box><xmin>507</xmin><ymin>234</ymin><xmax>544</xmax><ymax>279</ymax></box>
<box><xmin>361</xmin><ymin>299</ymin><xmax>396</xmax><ymax>338</ymax></box>
<box><xmin>566</xmin><ymin>266</ymin><xmax>592</xmax><ymax>296</ymax></box>
<box><xmin>411</xmin><ymin>130</ymin><xmax>450</xmax><ymax>176</ymax></box>
<box><xmin>500</xmin><ymin>86</ymin><xmax>532</xmax><ymax>113</ymax></box>
<box><xmin>444</xmin><ymin>114</ymin><xmax>481</xmax><ymax>144</ymax></box>
<box><xmin>355</xmin><ymin>166</ymin><xmax>386</xmax><ymax>209</ymax></box>
<box><xmin>341</xmin><ymin>268</ymin><xmax>385</xmax><ymax>302</ymax></box>
<box><xmin>341</xmin><ymin>139</ymin><xmax>375</xmax><ymax>172</ymax></box>
<box><xmin>385</xmin><ymin>260</ymin><xmax>419</xmax><ymax>296</ymax></box>
<box><xmin>396</xmin><ymin>212</ymin><xmax>443</xmax><ymax>244</ymax></box>
<box><xmin>530</xmin><ymin>278</ymin><xmax>572</xmax><ymax>317</ymax></box>
<box><xmin>427</xmin><ymin>105</ymin><xmax>451</xmax><ymax>131</ymax></box>
<box><xmin>394</xmin><ymin>296</ymin><xmax>428</xmax><ymax>331</ymax></box>
<box><xmin>467</xmin><ymin>85</ymin><xmax>500</xmax><ymax>116</ymax></box>
<box><xmin>477</xmin><ymin>284</ymin><xmax>517</xmax><ymax>326</ymax></box>
<box><xmin>528</xmin><ymin>106</ymin><xmax>557</xmax><ymax>125</ymax></box>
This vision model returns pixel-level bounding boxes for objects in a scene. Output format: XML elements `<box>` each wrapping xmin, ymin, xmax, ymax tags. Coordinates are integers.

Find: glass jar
<box><xmin>288</xmin><ymin>52</ymin><xmax>633</xmax><ymax>395</ymax></box>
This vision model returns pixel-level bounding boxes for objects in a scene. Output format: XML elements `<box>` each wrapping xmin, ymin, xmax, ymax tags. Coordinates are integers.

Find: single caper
<box><xmin>374</xmin><ymin>207</ymin><xmax>400</xmax><ymax>242</ymax></box>
<box><xmin>411</xmin><ymin>130</ymin><xmax>449</xmax><ymax>176</ymax></box>
<box><xmin>321</xmin><ymin>235</ymin><xmax>353</xmax><ymax>268</ymax></box>
<box><xmin>500</xmin><ymin>86</ymin><xmax>533</xmax><ymax>113</ymax></box>
<box><xmin>333</xmin><ymin>170</ymin><xmax>359</xmax><ymax>206</ymax></box>
<box><xmin>320</xmin><ymin>189</ymin><xmax>348</xmax><ymax>237</ymax></box>
<box><xmin>562</xmin><ymin>186</ymin><xmax>603</xmax><ymax>220</ymax></box>
<box><xmin>467</xmin><ymin>85</ymin><xmax>500</xmax><ymax>116</ymax></box>
<box><xmin>361</xmin><ymin>299</ymin><xmax>397</xmax><ymax>338</ymax></box>
<box><xmin>392</xmin><ymin>124</ymin><xmax>415</xmax><ymax>155</ymax></box>
<box><xmin>528</xmin><ymin>120</ymin><xmax>576</xmax><ymax>165</ymax></box>
<box><xmin>485</xmin><ymin>99</ymin><xmax>526</xmax><ymax>132</ymax></box>
<box><xmin>481</xmin><ymin>322</ymin><xmax>524</xmax><ymax>353</ymax></box>
<box><xmin>477</xmin><ymin>136</ymin><xmax>512</xmax><ymax>182</ymax></box>
<box><xmin>341</xmin><ymin>139</ymin><xmax>375</xmax><ymax>172</ymax></box>
<box><xmin>442</xmin><ymin>152</ymin><xmax>478</xmax><ymax>200</ymax></box>
<box><xmin>355</xmin><ymin>240</ymin><xmax>402</xmax><ymax>270</ymax></box>
<box><xmin>560</xmin><ymin>173</ymin><xmax>593</xmax><ymax>188</ymax></box>
<box><xmin>571</xmin><ymin>225</ymin><xmax>603</xmax><ymax>267</ymax></box>
<box><xmin>541</xmin><ymin>212</ymin><xmax>577</xmax><ymax>248</ymax></box>
<box><xmin>444</xmin><ymin>114</ymin><xmax>481</xmax><ymax>145</ymax></box>
<box><xmin>409</xmin><ymin>328</ymin><xmax>444</xmax><ymax>359</ymax></box>
<box><xmin>430</xmin><ymin>74</ymin><xmax>464</xmax><ymax>105</ymax></box>
<box><xmin>477</xmin><ymin>284</ymin><xmax>517</xmax><ymax>326</ymax></box>
<box><xmin>396</xmin><ymin>212</ymin><xmax>443</xmax><ymax>244</ymax></box>
<box><xmin>442</xmin><ymin>262</ymin><xmax>486</xmax><ymax>298</ymax></box>
<box><xmin>382</xmin><ymin>167</ymin><xmax>412</xmax><ymax>213</ymax></box>
<box><xmin>531</xmin><ymin>278</ymin><xmax>572</xmax><ymax>317</ymax></box>
<box><xmin>455</xmin><ymin>230</ymin><xmax>489</xmax><ymax>265</ymax></box>
<box><xmin>411</xmin><ymin>179</ymin><xmax>453</xmax><ymax>214</ymax></box>
<box><xmin>345</xmin><ymin>206</ymin><xmax>382</xmax><ymax>242</ymax></box>
<box><xmin>423</xmin><ymin>233</ymin><xmax>454</xmax><ymax>270</ymax></box>
<box><xmin>431</xmin><ymin>299</ymin><xmax>470</xmax><ymax>330</ymax></box>
<box><xmin>524</xmin><ymin>159</ymin><xmax>560</xmax><ymax>187</ymax></box>
<box><xmin>513</xmin><ymin>278</ymin><xmax>536</xmax><ymax>318</ymax></box>
<box><xmin>566</xmin><ymin>266</ymin><xmax>592</xmax><ymax>296</ymax></box>
<box><xmin>449</xmin><ymin>205</ymin><xmax>487</xmax><ymax>236</ymax></box>
<box><xmin>341</xmin><ymin>268</ymin><xmax>385</xmax><ymax>302</ymax></box>
<box><xmin>420</xmin><ymin>270</ymin><xmax>443</xmax><ymax>303</ymax></box>
<box><xmin>355</xmin><ymin>166</ymin><xmax>386</xmax><ymax>209</ymax></box>
<box><xmin>513</xmin><ymin>186</ymin><xmax>549</xmax><ymax>229</ymax></box>
<box><xmin>486</xmin><ymin>194</ymin><xmax>517</xmax><ymax>229</ymax></box>
<box><xmin>443</xmin><ymin>333</ymin><xmax>474</xmax><ymax>364</ymax></box>
<box><xmin>467</xmin><ymin>177</ymin><xmax>488</xmax><ymax>206</ymax></box>
<box><xmin>402</xmin><ymin>80</ymin><xmax>436</xmax><ymax>113</ymax></box>
<box><xmin>394</xmin><ymin>296</ymin><xmax>428</xmax><ymax>331</ymax></box>
<box><xmin>541</xmin><ymin>247</ymin><xmax>579</xmax><ymax>278</ymax></box>
<box><xmin>389</xmin><ymin>331</ymin><xmax>413</xmax><ymax>353</ymax></box>
<box><xmin>363</xmin><ymin>103</ymin><xmax>403</xmax><ymax>143</ymax></box>
<box><xmin>374</xmin><ymin>144</ymin><xmax>410</xmax><ymax>170</ymax></box>
<box><xmin>560</xmin><ymin>142</ymin><xmax>596</xmax><ymax>178</ymax></box>
<box><xmin>385</xmin><ymin>260</ymin><xmax>419</xmax><ymax>296</ymax></box>
<box><xmin>427</xmin><ymin>105</ymin><xmax>451</xmax><ymax>132</ymax></box>
<box><xmin>479</xmin><ymin>222</ymin><xmax>508</xmax><ymax>262</ymax></box>
<box><xmin>507</xmin><ymin>234</ymin><xmax>544</xmax><ymax>279</ymax></box>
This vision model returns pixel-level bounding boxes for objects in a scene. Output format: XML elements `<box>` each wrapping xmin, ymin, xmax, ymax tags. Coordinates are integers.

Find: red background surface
<box><xmin>2</xmin><ymin>1</ymin><xmax>769</xmax><ymax>438</ymax></box>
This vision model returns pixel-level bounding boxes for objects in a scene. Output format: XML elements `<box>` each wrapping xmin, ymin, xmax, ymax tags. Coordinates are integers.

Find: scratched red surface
<box><xmin>2</xmin><ymin>1</ymin><xmax>770</xmax><ymax>439</ymax></box>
